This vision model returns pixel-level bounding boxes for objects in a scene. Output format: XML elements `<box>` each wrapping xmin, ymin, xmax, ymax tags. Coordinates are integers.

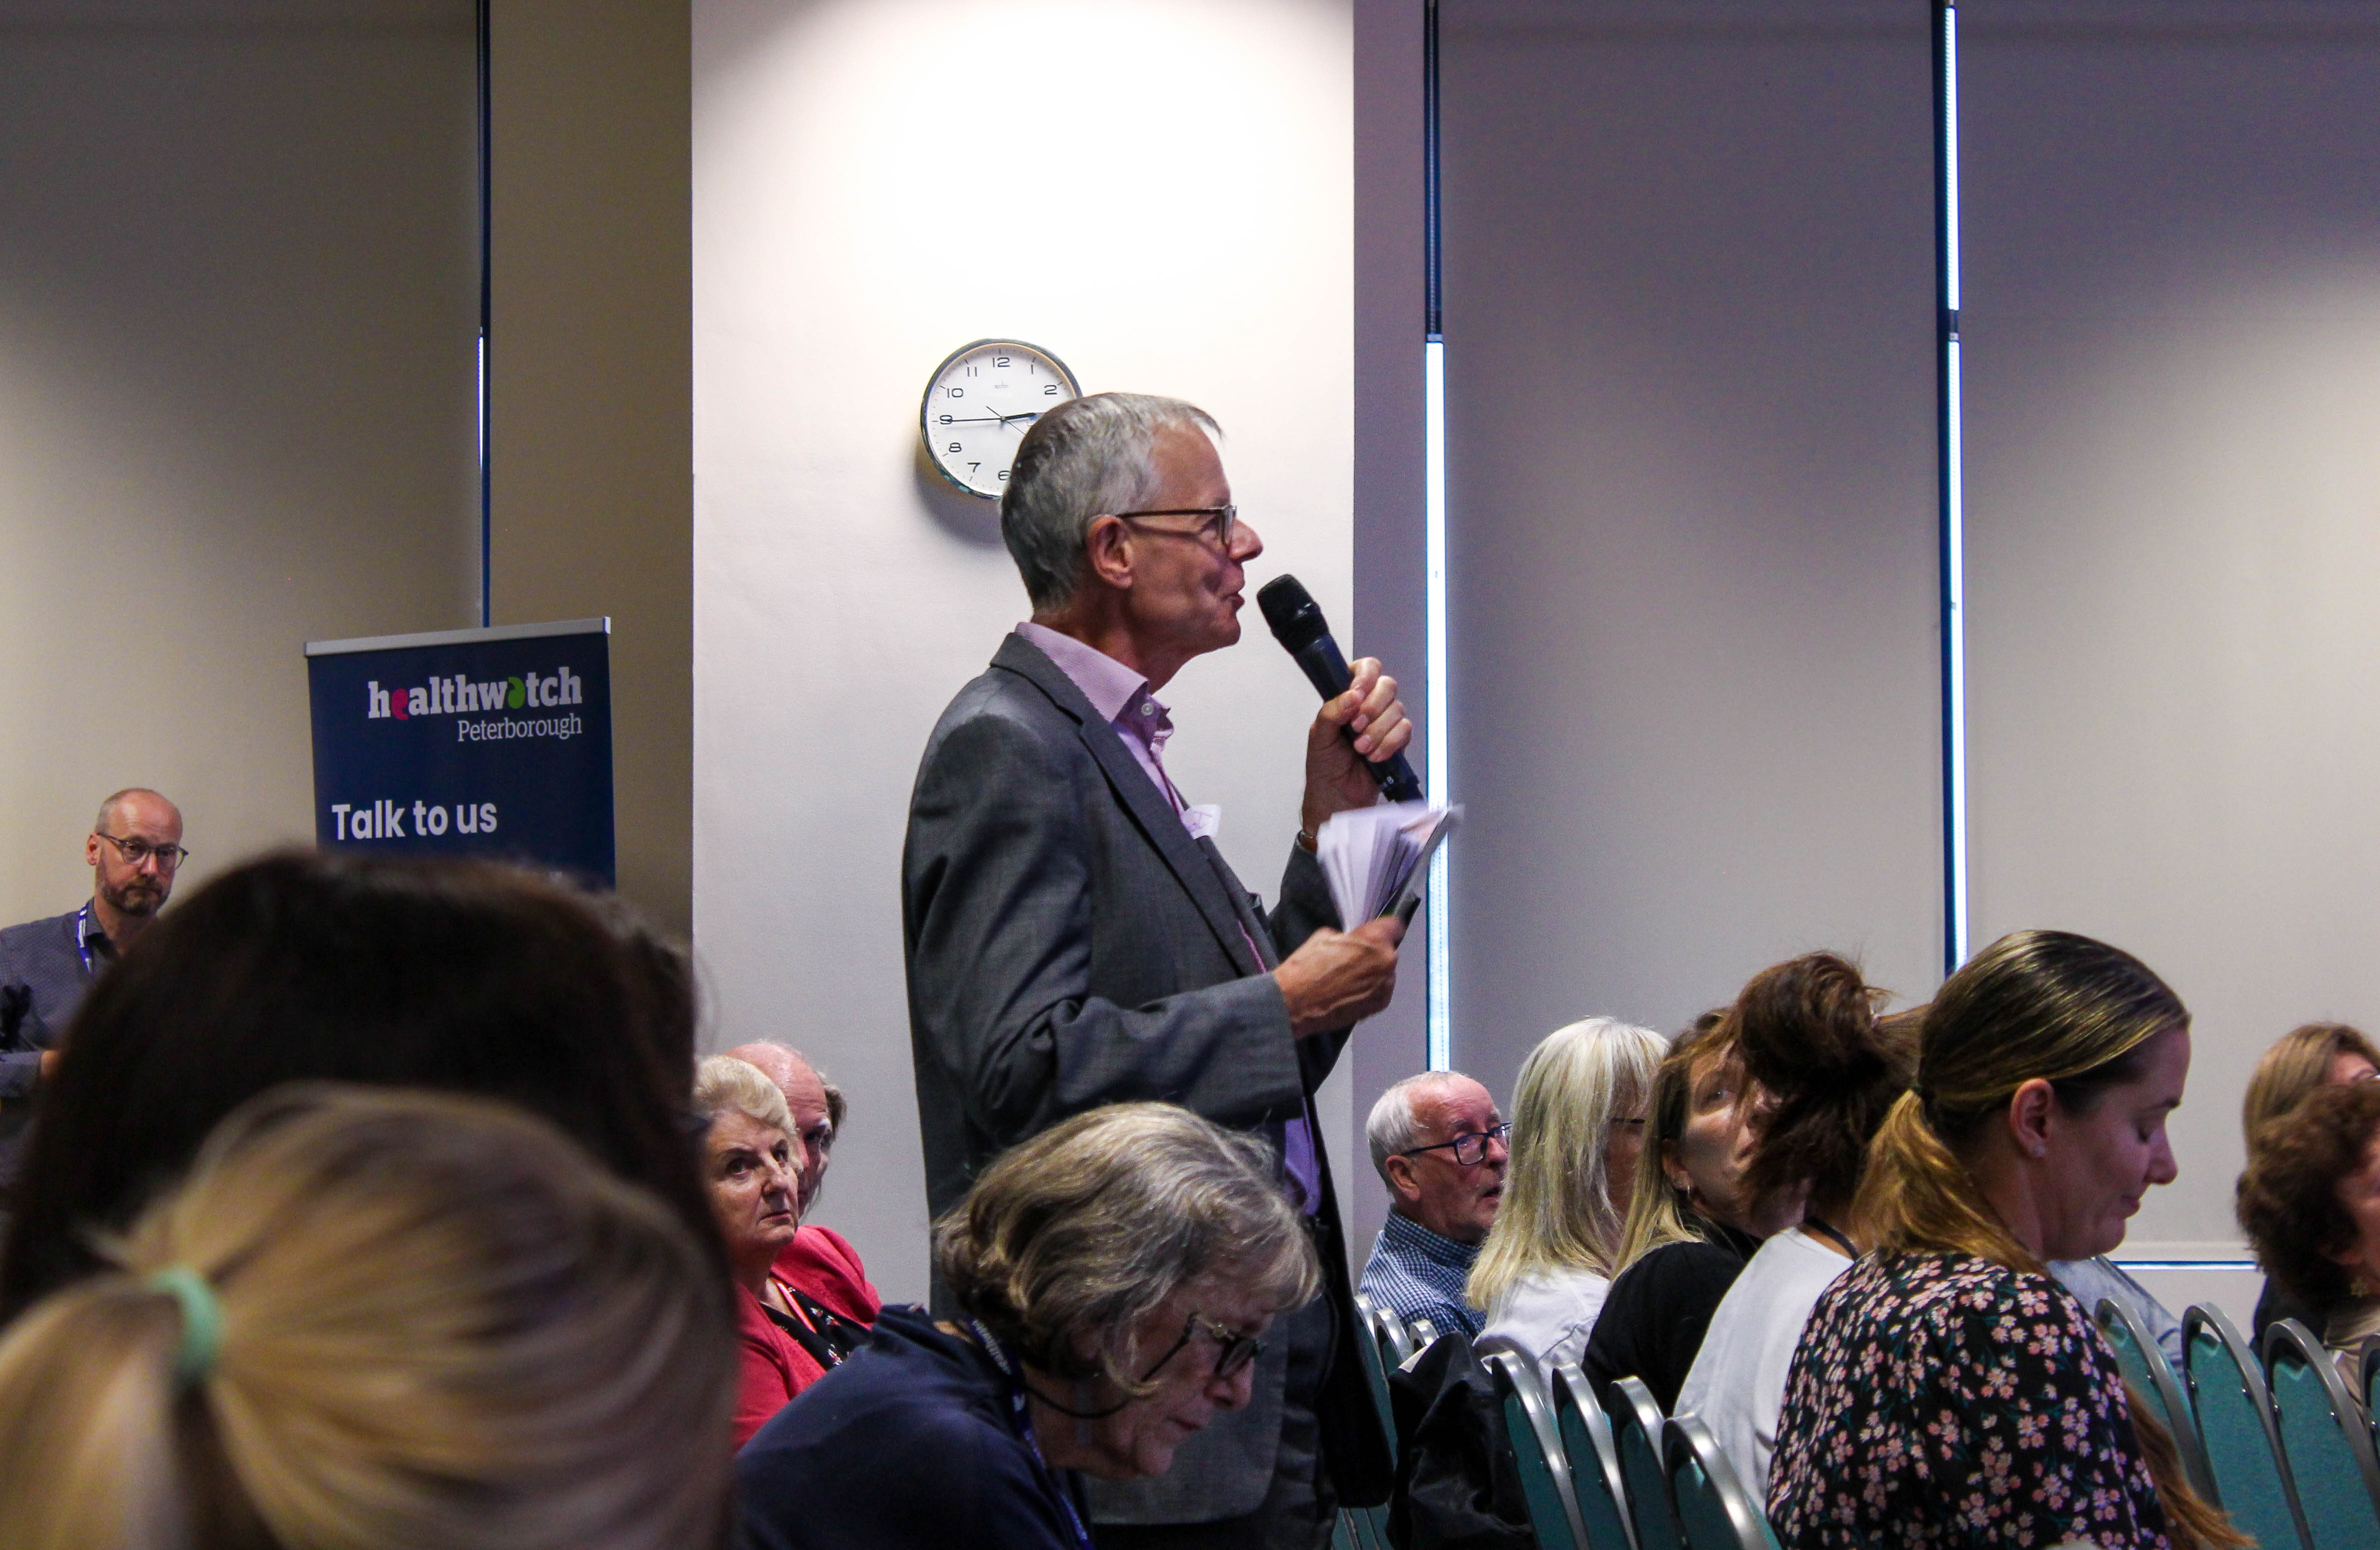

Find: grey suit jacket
<box><xmin>903</xmin><ymin>632</ymin><xmax>1393</xmax><ymax>1519</ymax></box>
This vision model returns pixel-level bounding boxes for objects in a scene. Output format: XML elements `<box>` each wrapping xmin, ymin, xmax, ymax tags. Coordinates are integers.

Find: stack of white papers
<box><xmin>1317</xmin><ymin>802</ymin><xmax>1460</xmax><ymax>925</ymax></box>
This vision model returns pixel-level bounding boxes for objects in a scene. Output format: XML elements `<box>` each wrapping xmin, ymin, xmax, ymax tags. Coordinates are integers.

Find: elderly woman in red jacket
<box><xmin>695</xmin><ymin>1055</ymin><xmax>825</xmax><ymax>1445</ymax></box>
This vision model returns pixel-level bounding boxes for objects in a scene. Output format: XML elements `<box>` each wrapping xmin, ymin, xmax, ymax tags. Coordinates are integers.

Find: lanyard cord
<box><xmin>1803</xmin><ymin>1216</ymin><xmax>1859</xmax><ymax>1258</ymax></box>
<box><xmin>968</xmin><ymin>1321</ymin><xmax>1096</xmax><ymax>1550</ymax></box>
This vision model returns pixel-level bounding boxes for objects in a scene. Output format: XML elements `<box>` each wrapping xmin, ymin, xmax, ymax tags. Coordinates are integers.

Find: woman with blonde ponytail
<box><xmin>0</xmin><ymin>1083</ymin><xmax>738</xmax><ymax>1550</ymax></box>
<box><xmin>1765</xmin><ymin>930</ymin><xmax>2243</xmax><ymax>1550</ymax></box>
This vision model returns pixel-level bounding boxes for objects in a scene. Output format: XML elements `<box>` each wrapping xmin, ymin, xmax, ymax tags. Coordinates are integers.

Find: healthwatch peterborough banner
<box><xmin>305</xmin><ymin>618</ymin><xmax>615</xmax><ymax>884</ymax></box>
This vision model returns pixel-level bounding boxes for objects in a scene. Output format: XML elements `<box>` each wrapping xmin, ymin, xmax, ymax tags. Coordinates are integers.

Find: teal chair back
<box><xmin>1664</xmin><ymin>1414</ymin><xmax>1781</xmax><ymax>1550</ymax></box>
<box><xmin>2264</xmin><ymin>1318</ymin><xmax>2380</xmax><ymax>1550</ymax></box>
<box><xmin>1551</xmin><ymin>1361</ymin><xmax>1638</xmax><ymax>1550</ymax></box>
<box><xmin>1611</xmin><ymin>1376</ymin><xmax>1683</xmax><ymax>1550</ymax></box>
<box><xmin>1350</xmin><ymin>1294</ymin><xmax>1399</xmax><ymax>1450</ymax></box>
<box><xmin>2183</xmin><ymin>1303</ymin><xmax>2310</xmax><ymax>1550</ymax></box>
<box><xmin>2094</xmin><ymin>1296</ymin><xmax>2216</xmax><ymax>1500</ymax></box>
<box><xmin>1486</xmin><ymin>1349</ymin><xmax>1588</xmax><ymax>1550</ymax></box>
<box><xmin>1370</xmin><ymin>1300</ymin><xmax>1419</xmax><ymax>1368</ymax></box>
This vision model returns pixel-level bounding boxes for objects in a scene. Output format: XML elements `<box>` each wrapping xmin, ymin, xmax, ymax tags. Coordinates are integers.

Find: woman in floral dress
<box><xmin>1766</xmin><ymin>929</ymin><xmax>2242</xmax><ymax>1550</ymax></box>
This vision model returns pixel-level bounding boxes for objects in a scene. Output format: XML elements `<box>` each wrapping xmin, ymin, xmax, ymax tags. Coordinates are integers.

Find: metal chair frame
<box><xmin>1610</xmin><ymin>1375</ymin><xmax>1684</xmax><ymax>1550</ymax></box>
<box><xmin>1552</xmin><ymin>1361</ymin><xmax>1638</xmax><ymax>1550</ymax></box>
<box><xmin>1486</xmin><ymin>1349</ymin><xmax>1590</xmax><ymax>1550</ymax></box>
<box><xmin>2182</xmin><ymin>1302</ymin><xmax>2312</xmax><ymax>1550</ymax></box>
<box><xmin>2094</xmin><ymin>1295</ymin><xmax>2217</xmax><ymax>1500</ymax></box>
<box><xmin>1663</xmin><ymin>1413</ymin><xmax>1778</xmax><ymax>1550</ymax></box>
<box><xmin>2263</xmin><ymin>1317</ymin><xmax>2380</xmax><ymax>1550</ymax></box>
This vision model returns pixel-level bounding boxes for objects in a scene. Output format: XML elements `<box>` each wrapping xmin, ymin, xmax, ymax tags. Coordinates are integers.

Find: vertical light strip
<box><xmin>1938</xmin><ymin>2</ymin><xmax>1969</xmax><ymax>970</ymax></box>
<box><xmin>476</xmin><ymin>0</ymin><xmax>493</xmax><ymax>628</ymax></box>
<box><xmin>1424</xmin><ymin>337</ymin><xmax>1452</xmax><ymax>1070</ymax></box>
<box><xmin>1421</xmin><ymin>0</ymin><xmax>1451</xmax><ymax>1070</ymax></box>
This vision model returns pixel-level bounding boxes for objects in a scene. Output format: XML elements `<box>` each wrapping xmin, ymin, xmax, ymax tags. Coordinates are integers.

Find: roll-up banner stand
<box><xmin>305</xmin><ymin>618</ymin><xmax>615</xmax><ymax>885</ymax></box>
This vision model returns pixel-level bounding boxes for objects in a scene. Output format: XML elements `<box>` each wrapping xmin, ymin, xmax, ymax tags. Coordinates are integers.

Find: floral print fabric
<box><xmin>1766</xmin><ymin>1250</ymin><xmax>2171</xmax><ymax>1550</ymax></box>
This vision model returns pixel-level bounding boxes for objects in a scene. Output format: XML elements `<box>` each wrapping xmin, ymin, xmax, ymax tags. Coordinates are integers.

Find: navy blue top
<box><xmin>737</xmin><ymin>1305</ymin><xmax>1092</xmax><ymax>1550</ymax></box>
<box><xmin>0</xmin><ymin>907</ymin><xmax>111</xmax><ymax>1188</ymax></box>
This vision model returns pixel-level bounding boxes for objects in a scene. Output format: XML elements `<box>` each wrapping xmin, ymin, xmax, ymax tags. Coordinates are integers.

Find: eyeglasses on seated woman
<box><xmin>735</xmin><ymin>1102</ymin><xmax>1319</xmax><ymax>1550</ymax></box>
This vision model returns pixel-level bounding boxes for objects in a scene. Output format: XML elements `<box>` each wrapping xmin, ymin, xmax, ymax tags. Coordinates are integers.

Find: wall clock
<box><xmin>919</xmin><ymin>339</ymin><xmax>1080</xmax><ymax>499</ymax></box>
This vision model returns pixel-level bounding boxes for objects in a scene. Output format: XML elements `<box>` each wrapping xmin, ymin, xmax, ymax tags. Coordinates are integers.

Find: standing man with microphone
<box><xmin>902</xmin><ymin>392</ymin><xmax>1408</xmax><ymax>1548</ymax></box>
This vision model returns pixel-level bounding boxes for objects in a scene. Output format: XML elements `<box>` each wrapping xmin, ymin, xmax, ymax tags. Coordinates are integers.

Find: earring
<box><xmin>2030</xmin><ymin>1144</ymin><xmax>2046</xmax><ymax>1159</ymax></box>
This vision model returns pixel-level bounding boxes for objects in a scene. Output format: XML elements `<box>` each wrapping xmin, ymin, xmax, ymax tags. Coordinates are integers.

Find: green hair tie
<box><xmin>147</xmin><ymin>1266</ymin><xmax>223</xmax><ymax>1387</ymax></box>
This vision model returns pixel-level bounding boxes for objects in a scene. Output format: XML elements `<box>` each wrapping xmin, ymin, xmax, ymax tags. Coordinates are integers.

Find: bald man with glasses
<box><xmin>1</xmin><ymin>788</ymin><xmax>186</xmax><ymax>1191</ymax></box>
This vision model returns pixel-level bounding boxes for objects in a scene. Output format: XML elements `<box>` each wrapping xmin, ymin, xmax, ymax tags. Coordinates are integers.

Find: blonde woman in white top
<box><xmin>1469</xmin><ymin>1017</ymin><xmax>1669</xmax><ymax>1382</ymax></box>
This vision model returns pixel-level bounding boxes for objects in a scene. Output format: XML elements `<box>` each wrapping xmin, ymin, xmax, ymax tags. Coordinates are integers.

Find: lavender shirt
<box><xmin>1013</xmin><ymin>622</ymin><xmax>1322</xmax><ymax>1211</ymax></box>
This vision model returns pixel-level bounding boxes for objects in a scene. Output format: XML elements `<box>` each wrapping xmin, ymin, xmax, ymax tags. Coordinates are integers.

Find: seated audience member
<box><xmin>0</xmin><ymin>788</ymin><xmax>185</xmax><ymax>1196</ymax></box>
<box><xmin>695</xmin><ymin>1055</ymin><xmax>831</xmax><ymax>1444</ymax></box>
<box><xmin>1</xmin><ymin>851</ymin><xmax>720</xmax><ymax>1319</ymax></box>
<box><xmin>0</xmin><ymin>1083</ymin><xmax>735</xmax><ymax>1550</ymax></box>
<box><xmin>1360</xmin><ymin>1070</ymin><xmax>1508</xmax><ymax>1340</ymax></box>
<box><xmin>2237</xmin><ymin>1079</ymin><xmax>2380</xmax><ymax>1381</ymax></box>
<box><xmin>727</xmin><ymin>1040</ymin><xmax>881</xmax><ymax>1341</ymax></box>
<box><xmin>1767</xmin><ymin>929</ymin><xmax>2238</xmax><ymax>1550</ymax></box>
<box><xmin>1678</xmin><ymin>954</ymin><xmax>1912</xmax><ymax>1497</ymax></box>
<box><xmin>2240</xmin><ymin>1021</ymin><xmax>2380</xmax><ymax>1337</ymax></box>
<box><xmin>737</xmin><ymin>1102</ymin><xmax>1318</xmax><ymax>1550</ymax></box>
<box><xmin>1583</xmin><ymin>1011</ymin><xmax>1796</xmax><ymax>1414</ymax></box>
<box><xmin>1469</xmin><ymin>1018</ymin><xmax>1667</xmax><ymax>1380</ymax></box>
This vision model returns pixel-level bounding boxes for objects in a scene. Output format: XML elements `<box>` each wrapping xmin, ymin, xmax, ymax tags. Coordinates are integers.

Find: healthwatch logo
<box><xmin>367</xmin><ymin>666</ymin><xmax>583</xmax><ymax>720</ymax></box>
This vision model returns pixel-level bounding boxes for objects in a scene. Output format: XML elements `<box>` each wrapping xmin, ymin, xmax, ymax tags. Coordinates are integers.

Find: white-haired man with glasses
<box><xmin>0</xmin><ymin>787</ymin><xmax>186</xmax><ymax>1190</ymax></box>
<box><xmin>1360</xmin><ymin>1071</ymin><xmax>1509</xmax><ymax>1341</ymax></box>
<box><xmin>903</xmin><ymin>392</ymin><xmax>1410</xmax><ymax>1548</ymax></box>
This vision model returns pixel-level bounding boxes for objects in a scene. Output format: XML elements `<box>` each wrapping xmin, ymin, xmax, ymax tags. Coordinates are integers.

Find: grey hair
<box><xmin>934</xmin><ymin>1103</ymin><xmax>1318</xmax><ymax>1396</ymax></box>
<box><xmin>1367</xmin><ymin>1071</ymin><xmax>1479</xmax><ymax>1185</ymax></box>
<box><xmin>999</xmin><ymin>392</ymin><xmax>1222</xmax><ymax>611</ymax></box>
<box><xmin>691</xmin><ymin>1056</ymin><xmax>793</xmax><ymax>1136</ymax></box>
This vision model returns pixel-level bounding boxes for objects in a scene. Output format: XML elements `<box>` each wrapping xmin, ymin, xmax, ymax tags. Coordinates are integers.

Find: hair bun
<box><xmin>1733</xmin><ymin>952</ymin><xmax>1885</xmax><ymax>1095</ymax></box>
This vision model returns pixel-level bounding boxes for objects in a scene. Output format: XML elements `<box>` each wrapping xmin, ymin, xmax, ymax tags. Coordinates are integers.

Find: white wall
<box><xmin>1962</xmin><ymin>0</ymin><xmax>2380</xmax><ymax>1258</ymax></box>
<box><xmin>0</xmin><ymin>0</ymin><xmax>478</xmax><ymax>921</ymax></box>
<box><xmin>693</xmin><ymin>0</ymin><xmax>1359</xmax><ymax>1299</ymax></box>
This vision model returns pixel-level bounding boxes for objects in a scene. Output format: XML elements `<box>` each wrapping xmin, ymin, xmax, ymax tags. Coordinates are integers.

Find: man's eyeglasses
<box><xmin>95</xmin><ymin>832</ymin><xmax>189</xmax><ymax>871</ymax></box>
<box><xmin>1113</xmin><ymin>505</ymin><xmax>1237</xmax><ymax>550</ymax></box>
<box><xmin>1396</xmin><ymin>1122</ymin><xmax>1512</xmax><ymax>1167</ymax></box>
<box><xmin>1140</xmin><ymin>1311</ymin><xmax>1265</xmax><ymax>1383</ymax></box>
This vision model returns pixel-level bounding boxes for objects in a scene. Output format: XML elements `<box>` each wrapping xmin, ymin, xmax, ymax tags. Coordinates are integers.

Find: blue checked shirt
<box><xmin>1362</xmin><ymin>1209</ymin><xmax>1485</xmax><ymax>1339</ymax></box>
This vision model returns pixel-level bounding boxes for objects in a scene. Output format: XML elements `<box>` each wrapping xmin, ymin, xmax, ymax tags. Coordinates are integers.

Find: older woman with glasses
<box><xmin>737</xmin><ymin>1102</ymin><xmax>1319</xmax><ymax>1550</ymax></box>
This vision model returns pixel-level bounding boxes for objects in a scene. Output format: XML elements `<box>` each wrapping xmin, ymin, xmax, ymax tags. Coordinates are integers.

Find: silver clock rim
<box><xmin>918</xmin><ymin>337</ymin><xmax>1083</xmax><ymax>501</ymax></box>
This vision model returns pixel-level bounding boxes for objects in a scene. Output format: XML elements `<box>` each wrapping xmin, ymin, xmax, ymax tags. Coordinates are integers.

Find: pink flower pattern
<box><xmin>1766</xmin><ymin>1252</ymin><xmax>2171</xmax><ymax>1550</ymax></box>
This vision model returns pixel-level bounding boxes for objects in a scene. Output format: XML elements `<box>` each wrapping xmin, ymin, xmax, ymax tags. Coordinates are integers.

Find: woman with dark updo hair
<box><xmin>1676</xmin><ymin>952</ymin><xmax>1912</xmax><ymax>1497</ymax></box>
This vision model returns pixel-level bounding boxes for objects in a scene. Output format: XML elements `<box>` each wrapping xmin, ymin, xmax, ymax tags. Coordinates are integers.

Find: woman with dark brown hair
<box><xmin>1675</xmin><ymin>952</ymin><xmax>1912</xmax><ymax>1497</ymax></box>
<box><xmin>2237</xmin><ymin>1079</ymin><xmax>2380</xmax><ymax>1378</ymax></box>
<box><xmin>2</xmin><ymin>851</ymin><xmax>720</xmax><ymax>1319</ymax></box>
<box><xmin>2240</xmin><ymin>1021</ymin><xmax>2380</xmax><ymax>1337</ymax></box>
<box><xmin>1766</xmin><ymin>930</ymin><xmax>2240</xmax><ymax>1550</ymax></box>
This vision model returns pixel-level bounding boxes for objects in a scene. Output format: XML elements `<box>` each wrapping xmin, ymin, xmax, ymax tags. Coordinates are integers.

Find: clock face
<box><xmin>920</xmin><ymin>339</ymin><xmax>1081</xmax><ymax>499</ymax></box>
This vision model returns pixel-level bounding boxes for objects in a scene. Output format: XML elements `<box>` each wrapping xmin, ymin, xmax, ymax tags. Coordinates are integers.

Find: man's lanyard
<box><xmin>74</xmin><ymin>903</ymin><xmax>101</xmax><ymax>978</ymax></box>
<box><xmin>967</xmin><ymin>1320</ymin><xmax>1096</xmax><ymax>1550</ymax></box>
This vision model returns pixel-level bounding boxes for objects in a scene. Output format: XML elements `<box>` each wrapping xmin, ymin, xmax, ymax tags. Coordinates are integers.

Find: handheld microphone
<box><xmin>1256</xmin><ymin>575</ymin><xmax>1424</xmax><ymax>803</ymax></box>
